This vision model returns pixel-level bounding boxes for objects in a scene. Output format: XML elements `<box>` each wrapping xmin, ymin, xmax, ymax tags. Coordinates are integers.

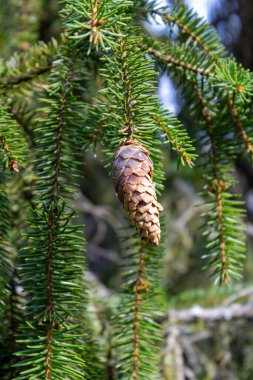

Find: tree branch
<box><xmin>194</xmin><ymin>85</ymin><xmax>229</xmax><ymax>284</ymax></box>
<box><xmin>0</xmin><ymin>61</ymin><xmax>53</xmax><ymax>87</ymax></box>
<box><xmin>145</xmin><ymin>45</ymin><xmax>213</xmax><ymax>78</ymax></box>
<box><xmin>133</xmin><ymin>241</ymin><xmax>146</xmax><ymax>380</ymax></box>
<box><xmin>169</xmin><ymin>302</ymin><xmax>253</xmax><ymax>322</ymax></box>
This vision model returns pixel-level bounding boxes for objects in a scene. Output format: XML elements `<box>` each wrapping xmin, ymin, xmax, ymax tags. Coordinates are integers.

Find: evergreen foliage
<box><xmin>0</xmin><ymin>0</ymin><xmax>252</xmax><ymax>379</ymax></box>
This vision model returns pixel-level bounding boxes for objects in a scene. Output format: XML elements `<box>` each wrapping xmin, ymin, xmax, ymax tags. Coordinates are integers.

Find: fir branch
<box><xmin>152</xmin><ymin>113</ymin><xmax>196</xmax><ymax>167</ymax></box>
<box><xmin>0</xmin><ymin>96</ymin><xmax>27</xmax><ymax>172</ymax></box>
<box><xmin>120</xmin><ymin>44</ymin><xmax>135</xmax><ymax>138</ymax></box>
<box><xmin>161</xmin><ymin>13</ymin><xmax>216</xmax><ymax>61</ymax></box>
<box><xmin>194</xmin><ymin>84</ymin><xmax>245</xmax><ymax>284</ymax></box>
<box><xmin>227</xmin><ymin>95</ymin><xmax>253</xmax><ymax>158</ymax></box>
<box><xmin>49</xmin><ymin>49</ymin><xmax>77</xmax><ymax>203</ymax></box>
<box><xmin>42</xmin><ymin>46</ymin><xmax>80</xmax><ymax>370</ymax></box>
<box><xmin>146</xmin><ymin>45</ymin><xmax>212</xmax><ymax>78</ymax></box>
<box><xmin>213</xmin><ymin>60</ymin><xmax>253</xmax><ymax>104</ymax></box>
<box><xmin>141</xmin><ymin>5</ymin><xmax>225</xmax><ymax>61</ymax></box>
<box><xmin>195</xmin><ymin>86</ymin><xmax>229</xmax><ymax>284</ymax></box>
<box><xmin>1</xmin><ymin>63</ymin><xmax>52</xmax><ymax>87</ymax></box>
<box><xmin>94</xmin><ymin>31</ymin><xmax>165</xmax><ymax>190</ymax></box>
<box><xmin>141</xmin><ymin>25</ymin><xmax>253</xmax><ymax>163</ymax></box>
<box><xmin>133</xmin><ymin>240</ymin><xmax>147</xmax><ymax>380</ymax></box>
<box><xmin>44</xmin><ymin>207</ymin><xmax>58</xmax><ymax>379</ymax></box>
<box><xmin>15</xmin><ymin>44</ymin><xmax>88</xmax><ymax>379</ymax></box>
<box><xmin>0</xmin><ymin>188</ymin><xmax>11</xmax><ymax>318</ymax></box>
<box><xmin>114</xmin><ymin>231</ymin><xmax>163</xmax><ymax>379</ymax></box>
<box><xmin>0</xmin><ymin>38</ymin><xmax>58</xmax><ymax>88</ymax></box>
<box><xmin>141</xmin><ymin>6</ymin><xmax>253</xmax><ymax>161</ymax></box>
<box><xmin>94</xmin><ymin>31</ymin><xmax>166</xmax><ymax>377</ymax></box>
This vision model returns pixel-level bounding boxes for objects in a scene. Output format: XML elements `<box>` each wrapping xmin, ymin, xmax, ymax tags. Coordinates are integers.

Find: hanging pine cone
<box><xmin>112</xmin><ymin>139</ymin><xmax>163</xmax><ymax>246</ymax></box>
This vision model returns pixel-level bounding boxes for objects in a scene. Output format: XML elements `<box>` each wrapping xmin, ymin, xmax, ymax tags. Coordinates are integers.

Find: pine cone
<box><xmin>112</xmin><ymin>140</ymin><xmax>163</xmax><ymax>246</ymax></box>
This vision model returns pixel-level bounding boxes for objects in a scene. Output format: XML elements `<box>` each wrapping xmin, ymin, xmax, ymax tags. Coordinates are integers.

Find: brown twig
<box><xmin>227</xmin><ymin>95</ymin><xmax>253</xmax><ymax>157</ymax></box>
<box><xmin>133</xmin><ymin>240</ymin><xmax>148</xmax><ymax>379</ymax></box>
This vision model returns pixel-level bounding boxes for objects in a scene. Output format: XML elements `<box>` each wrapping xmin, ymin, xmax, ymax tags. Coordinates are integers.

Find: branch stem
<box><xmin>133</xmin><ymin>240</ymin><xmax>146</xmax><ymax>380</ymax></box>
<box><xmin>227</xmin><ymin>95</ymin><xmax>253</xmax><ymax>157</ymax></box>
<box><xmin>146</xmin><ymin>45</ymin><xmax>212</xmax><ymax>77</ymax></box>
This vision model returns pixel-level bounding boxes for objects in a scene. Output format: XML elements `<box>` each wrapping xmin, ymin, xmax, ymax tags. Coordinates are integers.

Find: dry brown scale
<box><xmin>112</xmin><ymin>139</ymin><xmax>163</xmax><ymax>246</ymax></box>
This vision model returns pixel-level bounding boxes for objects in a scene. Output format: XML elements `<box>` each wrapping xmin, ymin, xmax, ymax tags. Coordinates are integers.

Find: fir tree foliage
<box><xmin>0</xmin><ymin>0</ymin><xmax>253</xmax><ymax>379</ymax></box>
<box><xmin>60</xmin><ymin>0</ymin><xmax>133</xmax><ymax>52</ymax></box>
<box><xmin>0</xmin><ymin>96</ymin><xmax>26</xmax><ymax>171</ymax></box>
<box><xmin>0</xmin><ymin>188</ymin><xmax>11</xmax><ymax>317</ymax></box>
<box><xmin>14</xmin><ymin>42</ymin><xmax>89</xmax><ymax>379</ymax></box>
<box><xmin>138</xmin><ymin>1</ymin><xmax>250</xmax><ymax>284</ymax></box>
<box><xmin>92</xmin><ymin>32</ymin><xmax>167</xmax><ymax>378</ymax></box>
<box><xmin>0</xmin><ymin>38</ymin><xmax>58</xmax><ymax>88</ymax></box>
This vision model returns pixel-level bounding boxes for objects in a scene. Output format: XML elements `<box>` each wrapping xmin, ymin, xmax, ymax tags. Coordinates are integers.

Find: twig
<box><xmin>169</xmin><ymin>302</ymin><xmax>253</xmax><ymax>322</ymax></box>
<box><xmin>145</xmin><ymin>45</ymin><xmax>213</xmax><ymax>78</ymax></box>
<box><xmin>0</xmin><ymin>62</ymin><xmax>52</xmax><ymax>87</ymax></box>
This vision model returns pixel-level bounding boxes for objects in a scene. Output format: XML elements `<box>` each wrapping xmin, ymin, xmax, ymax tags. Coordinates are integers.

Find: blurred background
<box><xmin>1</xmin><ymin>0</ymin><xmax>253</xmax><ymax>379</ymax></box>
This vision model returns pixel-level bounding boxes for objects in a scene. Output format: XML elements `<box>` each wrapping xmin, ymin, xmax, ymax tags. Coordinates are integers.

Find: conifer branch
<box><xmin>142</xmin><ymin>9</ymin><xmax>253</xmax><ymax>163</ymax></box>
<box><xmin>61</xmin><ymin>0</ymin><xmax>131</xmax><ymax>51</ymax></box>
<box><xmin>195</xmin><ymin>86</ymin><xmax>229</xmax><ymax>284</ymax></box>
<box><xmin>0</xmin><ymin>38</ymin><xmax>58</xmax><ymax>88</ymax></box>
<box><xmin>14</xmin><ymin>44</ymin><xmax>88</xmax><ymax>379</ymax></box>
<box><xmin>45</xmin><ymin>209</ymin><xmax>57</xmax><ymax>380</ymax></box>
<box><xmin>152</xmin><ymin>114</ymin><xmax>196</xmax><ymax>167</ymax></box>
<box><xmin>133</xmin><ymin>240</ymin><xmax>146</xmax><ymax>380</ymax></box>
<box><xmin>0</xmin><ymin>189</ymin><xmax>11</xmax><ymax>319</ymax></box>
<box><xmin>0</xmin><ymin>62</ymin><xmax>52</xmax><ymax>87</ymax></box>
<box><xmin>141</xmin><ymin>5</ymin><xmax>224</xmax><ymax>60</ymax></box>
<box><xmin>120</xmin><ymin>44</ymin><xmax>135</xmax><ymax>138</ymax></box>
<box><xmin>160</xmin><ymin>13</ymin><xmax>216</xmax><ymax>62</ymax></box>
<box><xmin>227</xmin><ymin>95</ymin><xmax>253</xmax><ymax>157</ymax></box>
<box><xmin>146</xmin><ymin>45</ymin><xmax>212</xmax><ymax>78</ymax></box>
<box><xmin>43</xmin><ymin>53</ymin><xmax>78</xmax><ymax>377</ymax></box>
<box><xmin>0</xmin><ymin>97</ymin><xmax>26</xmax><ymax>171</ymax></box>
<box><xmin>0</xmin><ymin>137</ymin><xmax>20</xmax><ymax>173</ymax></box>
<box><xmin>45</xmin><ymin>321</ymin><xmax>53</xmax><ymax>380</ymax></box>
<box><xmin>49</xmin><ymin>50</ymin><xmax>77</xmax><ymax>203</ymax></box>
<box><xmin>194</xmin><ymin>84</ymin><xmax>245</xmax><ymax>284</ymax></box>
<box><xmin>98</xmin><ymin>31</ymin><xmax>164</xmax><ymax>378</ymax></box>
<box><xmin>143</xmin><ymin>6</ymin><xmax>253</xmax><ymax>161</ymax></box>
